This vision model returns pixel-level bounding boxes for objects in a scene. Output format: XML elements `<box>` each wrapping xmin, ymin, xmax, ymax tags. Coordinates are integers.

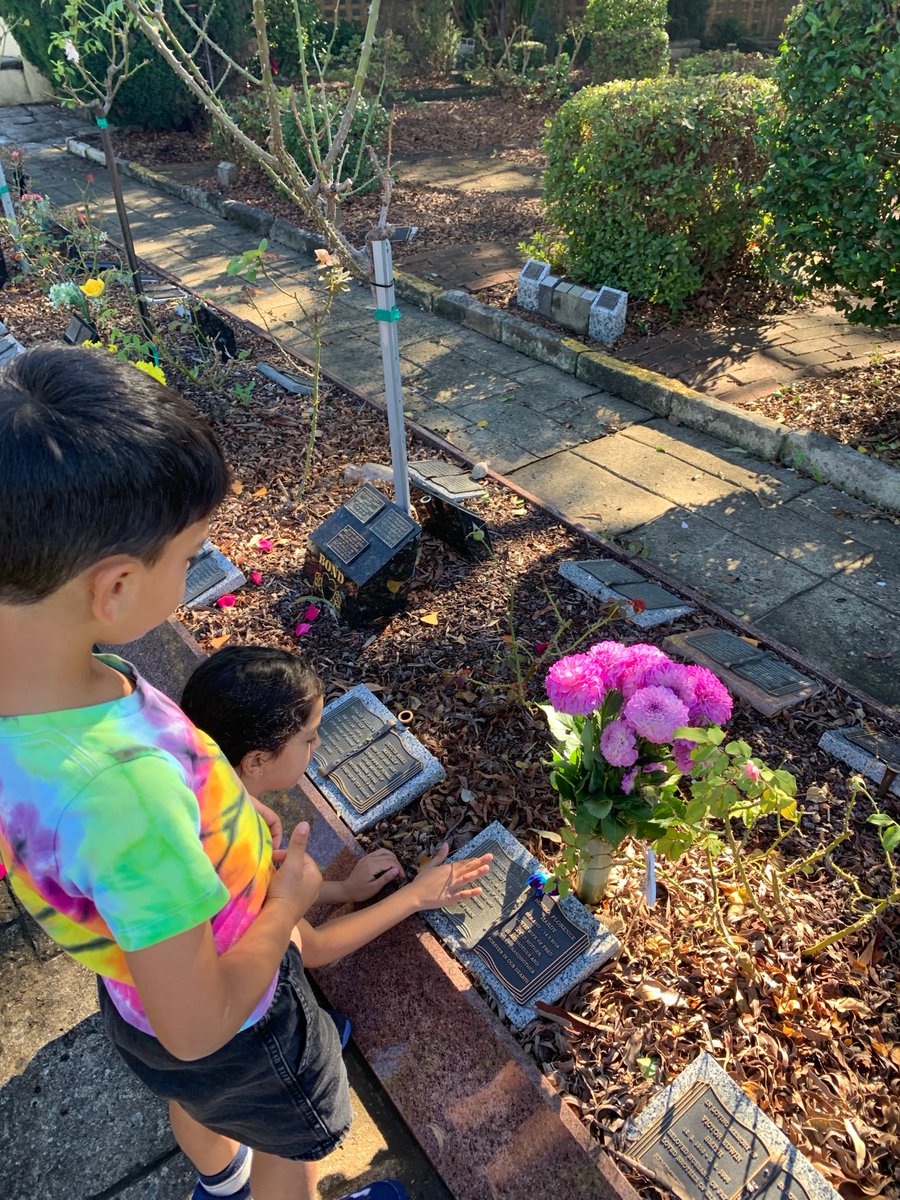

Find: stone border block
<box><xmin>433</xmin><ymin>289</ymin><xmax>472</xmax><ymax>322</ymax></box>
<box><xmin>395</xmin><ymin>269</ymin><xmax>442</xmax><ymax>312</ymax></box>
<box><xmin>221</xmin><ymin>199</ymin><xmax>274</xmax><ymax>236</ymax></box>
<box><xmin>669</xmin><ymin>392</ymin><xmax>788</xmax><ymax>463</ymax></box>
<box><xmin>306</xmin><ymin>684</ymin><xmax>445</xmax><ymax>834</ymax></box>
<box><xmin>424</xmin><ymin>822</ymin><xmax>619</xmax><ymax>1030</ymax></box>
<box><xmin>500</xmin><ymin>313</ymin><xmax>583</xmax><ymax>373</ymax></box>
<box><xmin>269</xmin><ymin>217</ymin><xmax>325</xmax><ymax>254</ymax></box>
<box><xmin>587</xmin><ymin>287</ymin><xmax>627</xmax><ymax>345</ymax></box>
<box><xmin>516</xmin><ymin>258</ymin><xmax>551</xmax><ymax>311</ymax></box>
<box><xmin>782</xmin><ymin>430</ymin><xmax>900</xmax><ymax>513</ymax></box>
<box><xmin>576</xmin><ymin>351</ymin><xmax>671</xmax><ymax>416</ymax></box>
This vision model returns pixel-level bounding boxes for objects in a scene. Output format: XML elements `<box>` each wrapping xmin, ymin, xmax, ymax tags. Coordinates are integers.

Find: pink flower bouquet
<box><xmin>542</xmin><ymin>640</ymin><xmax>733</xmax><ymax>850</ymax></box>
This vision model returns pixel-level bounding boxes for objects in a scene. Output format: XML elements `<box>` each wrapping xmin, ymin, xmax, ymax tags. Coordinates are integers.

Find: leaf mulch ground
<box><xmin>2</xmin><ymin>259</ymin><xmax>898</xmax><ymax>1199</ymax></box>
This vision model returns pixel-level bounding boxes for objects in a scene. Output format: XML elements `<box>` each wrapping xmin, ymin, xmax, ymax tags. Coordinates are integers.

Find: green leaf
<box><xmin>881</xmin><ymin>825</ymin><xmax>900</xmax><ymax>854</ymax></box>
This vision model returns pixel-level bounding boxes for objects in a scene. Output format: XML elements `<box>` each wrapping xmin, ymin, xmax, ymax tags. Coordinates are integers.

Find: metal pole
<box><xmin>0</xmin><ymin>161</ymin><xmax>24</xmax><ymax>262</ymax></box>
<box><xmin>369</xmin><ymin>236</ymin><xmax>410</xmax><ymax>515</ymax></box>
<box><xmin>95</xmin><ymin>117</ymin><xmax>155</xmax><ymax>346</ymax></box>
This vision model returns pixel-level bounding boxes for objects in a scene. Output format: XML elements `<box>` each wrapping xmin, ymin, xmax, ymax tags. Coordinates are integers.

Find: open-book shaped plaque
<box><xmin>313</xmin><ymin>696</ymin><xmax>423</xmax><ymax>815</ymax></box>
<box><xmin>444</xmin><ymin>841</ymin><xmax>590</xmax><ymax>1006</ymax></box>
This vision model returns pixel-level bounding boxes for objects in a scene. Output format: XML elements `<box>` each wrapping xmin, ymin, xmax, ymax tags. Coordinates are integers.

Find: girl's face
<box><xmin>240</xmin><ymin>696</ymin><xmax>324</xmax><ymax>794</ymax></box>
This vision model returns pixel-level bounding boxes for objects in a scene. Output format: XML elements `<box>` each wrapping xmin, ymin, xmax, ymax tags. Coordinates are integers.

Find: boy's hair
<box><xmin>181</xmin><ymin>646</ymin><xmax>324</xmax><ymax>767</ymax></box>
<box><xmin>0</xmin><ymin>345</ymin><xmax>229</xmax><ymax>604</ymax></box>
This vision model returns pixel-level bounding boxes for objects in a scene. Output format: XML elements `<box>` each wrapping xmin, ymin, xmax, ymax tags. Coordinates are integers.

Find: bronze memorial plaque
<box><xmin>327</xmin><ymin>525</ymin><xmax>369</xmax><ymax>565</ymax></box>
<box><xmin>313</xmin><ymin>697</ymin><xmax>422</xmax><ymax>814</ymax></box>
<box><xmin>344</xmin><ymin>485</ymin><xmax>386</xmax><ymax>524</ymax></box>
<box><xmin>689</xmin><ymin>629</ymin><xmax>763</xmax><ymax>669</ymax></box>
<box><xmin>844</xmin><ymin>729</ymin><xmax>900</xmax><ymax>770</ymax></box>
<box><xmin>371</xmin><ymin>508</ymin><xmax>416</xmax><ymax>549</ymax></box>
<box><xmin>446</xmin><ymin>843</ymin><xmax>589</xmax><ymax>1005</ymax></box>
<box><xmin>629</xmin><ymin>1082</ymin><xmax>811</xmax><ymax>1200</ymax></box>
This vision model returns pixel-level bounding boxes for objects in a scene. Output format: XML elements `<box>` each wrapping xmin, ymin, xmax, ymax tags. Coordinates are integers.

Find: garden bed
<box><xmin>2</xmin><ymin>260</ymin><xmax>898</xmax><ymax>1199</ymax></box>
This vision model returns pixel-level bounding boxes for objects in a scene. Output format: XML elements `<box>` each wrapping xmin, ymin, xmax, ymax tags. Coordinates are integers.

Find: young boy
<box><xmin>0</xmin><ymin>346</ymin><xmax>490</xmax><ymax>1200</ymax></box>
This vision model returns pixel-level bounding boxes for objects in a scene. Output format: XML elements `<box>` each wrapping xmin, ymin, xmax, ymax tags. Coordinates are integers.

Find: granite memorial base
<box><xmin>304</xmin><ymin>484</ymin><xmax>421</xmax><ymax>626</ymax></box>
<box><xmin>181</xmin><ymin>538</ymin><xmax>246</xmax><ymax>607</ymax></box>
<box><xmin>665</xmin><ymin>629</ymin><xmax>821</xmax><ymax>717</ymax></box>
<box><xmin>517</xmin><ymin>259</ymin><xmax>552</xmax><ymax>312</ymax></box>
<box><xmin>307</xmin><ymin>684</ymin><xmax>445</xmax><ymax>835</ymax></box>
<box><xmin>425</xmin><ymin>822</ymin><xmax>619</xmax><ymax>1029</ymax></box>
<box><xmin>409</xmin><ymin>463</ymin><xmax>493</xmax><ymax>561</ymax></box>
<box><xmin>626</xmin><ymin>1052</ymin><xmax>840</xmax><ymax>1200</ymax></box>
<box><xmin>818</xmin><ymin>728</ymin><xmax>900</xmax><ymax>800</ymax></box>
<box><xmin>588</xmin><ymin>287</ymin><xmax>628</xmax><ymax>345</ymax></box>
<box><xmin>559</xmin><ymin>559</ymin><xmax>694</xmax><ymax>628</ymax></box>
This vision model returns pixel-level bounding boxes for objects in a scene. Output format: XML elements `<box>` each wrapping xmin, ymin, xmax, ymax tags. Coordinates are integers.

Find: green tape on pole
<box><xmin>0</xmin><ymin>185</ymin><xmax>8</xmax><ymax>195</ymax></box>
<box><xmin>96</xmin><ymin>117</ymin><xmax>108</xmax><ymax>128</ymax></box>
<box><xmin>372</xmin><ymin>306</ymin><xmax>401</xmax><ymax>323</ymax></box>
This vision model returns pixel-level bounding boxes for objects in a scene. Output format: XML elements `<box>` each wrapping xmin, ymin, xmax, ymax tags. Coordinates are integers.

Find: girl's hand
<box><xmin>250</xmin><ymin>796</ymin><xmax>284</xmax><ymax>861</ymax></box>
<box><xmin>341</xmin><ymin>849</ymin><xmax>404</xmax><ymax>902</ymax></box>
<box><xmin>407</xmin><ymin>844</ymin><xmax>493</xmax><ymax>912</ymax></box>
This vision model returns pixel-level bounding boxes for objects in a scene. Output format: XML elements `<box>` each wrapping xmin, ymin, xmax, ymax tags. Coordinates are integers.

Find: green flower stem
<box><xmin>706</xmin><ymin>845</ymin><xmax>738</xmax><ymax>951</ymax></box>
<box><xmin>723</xmin><ymin>817</ymin><xmax>773</xmax><ymax>930</ymax></box>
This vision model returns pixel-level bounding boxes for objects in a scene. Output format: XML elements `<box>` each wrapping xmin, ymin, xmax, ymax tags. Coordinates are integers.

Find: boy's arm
<box><xmin>299</xmin><ymin>844</ymin><xmax>493</xmax><ymax>968</ymax></box>
<box><xmin>125</xmin><ymin>822</ymin><xmax>319</xmax><ymax>1062</ymax></box>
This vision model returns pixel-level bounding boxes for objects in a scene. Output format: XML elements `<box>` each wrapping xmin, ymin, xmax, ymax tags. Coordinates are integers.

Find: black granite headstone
<box><xmin>303</xmin><ymin>484</ymin><xmax>421</xmax><ymax>625</ymax></box>
<box><xmin>445</xmin><ymin>841</ymin><xmax>590</xmax><ymax>1006</ymax></box>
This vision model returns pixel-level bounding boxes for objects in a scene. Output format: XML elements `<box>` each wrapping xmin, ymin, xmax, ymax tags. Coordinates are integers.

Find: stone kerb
<box><xmin>62</xmin><ymin>138</ymin><xmax>900</xmax><ymax>514</ymax></box>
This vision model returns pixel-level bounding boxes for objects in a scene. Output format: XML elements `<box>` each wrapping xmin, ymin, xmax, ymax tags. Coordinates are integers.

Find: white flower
<box><xmin>48</xmin><ymin>281</ymin><xmax>82</xmax><ymax>310</ymax></box>
<box><xmin>64</xmin><ymin>39</ymin><xmax>80</xmax><ymax>63</ymax></box>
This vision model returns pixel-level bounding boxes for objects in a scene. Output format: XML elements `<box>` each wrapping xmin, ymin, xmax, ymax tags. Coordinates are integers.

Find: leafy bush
<box><xmin>759</xmin><ymin>0</ymin><xmax>900</xmax><ymax>326</ymax></box>
<box><xmin>260</xmin><ymin>0</ymin><xmax>328</xmax><ymax>82</ymax></box>
<box><xmin>2</xmin><ymin>0</ymin><xmax>248</xmax><ymax>130</ymax></box>
<box><xmin>591</xmin><ymin>27</ymin><xmax>669</xmax><ymax>82</ymax></box>
<box><xmin>543</xmin><ymin>75</ymin><xmax>775</xmax><ymax>313</ymax></box>
<box><xmin>212</xmin><ymin>89</ymin><xmax>389</xmax><ymax>194</ymax></box>
<box><xmin>676</xmin><ymin>49</ymin><xmax>775</xmax><ymax>79</ymax></box>
<box><xmin>708</xmin><ymin>15</ymin><xmax>746</xmax><ymax>47</ymax></box>
<box><xmin>585</xmin><ymin>0</ymin><xmax>668</xmax><ymax>32</ymax></box>
<box><xmin>510</xmin><ymin>40</ymin><xmax>546</xmax><ymax>69</ymax></box>
<box><xmin>666</xmin><ymin>0</ymin><xmax>709</xmax><ymax>40</ymax></box>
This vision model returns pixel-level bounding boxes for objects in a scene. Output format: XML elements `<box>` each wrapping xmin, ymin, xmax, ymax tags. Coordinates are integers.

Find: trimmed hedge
<box><xmin>585</xmin><ymin>0</ymin><xmax>668</xmax><ymax>32</ymax></box>
<box><xmin>676</xmin><ymin>49</ymin><xmax>775</xmax><ymax>79</ymax></box>
<box><xmin>543</xmin><ymin>75</ymin><xmax>775</xmax><ymax>313</ymax></box>
<box><xmin>759</xmin><ymin>0</ymin><xmax>900</xmax><ymax>326</ymax></box>
<box><xmin>1</xmin><ymin>0</ymin><xmax>249</xmax><ymax>130</ymax></box>
<box><xmin>592</xmin><ymin>27</ymin><xmax>669</xmax><ymax>82</ymax></box>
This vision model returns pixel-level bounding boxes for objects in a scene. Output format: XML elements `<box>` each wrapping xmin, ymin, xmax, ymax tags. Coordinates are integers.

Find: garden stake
<box><xmin>0</xmin><ymin>161</ymin><xmax>25</xmax><ymax>267</ymax></box>
<box><xmin>95</xmin><ymin>118</ymin><xmax>155</xmax><ymax>352</ymax></box>
<box><xmin>369</xmin><ymin>235</ymin><xmax>410</xmax><ymax>515</ymax></box>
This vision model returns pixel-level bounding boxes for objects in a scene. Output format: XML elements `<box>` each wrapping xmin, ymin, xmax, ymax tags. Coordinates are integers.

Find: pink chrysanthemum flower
<box><xmin>545</xmin><ymin>653</ymin><xmax>604</xmax><ymax>716</ymax></box>
<box><xmin>686</xmin><ymin>665</ymin><xmax>733</xmax><ymax>725</ymax></box>
<box><xmin>621</xmin><ymin>765</ymin><xmax>639</xmax><ymax>795</ymax></box>
<box><xmin>617</xmin><ymin>644</ymin><xmax>671</xmax><ymax>698</ymax></box>
<box><xmin>642</xmin><ymin>661</ymin><xmax>696</xmax><ymax>706</ymax></box>
<box><xmin>673</xmin><ymin>738</ymin><xmax>698</xmax><ymax>775</ymax></box>
<box><xmin>623</xmin><ymin>686</ymin><xmax>689</xmax><ymax>744</ymax></box>
<box><xmin>600</xmin><ymin>719</ymin><xmax>639</xmax><ymax>767</ymax></box>
<box><xmin>586</xmin><ymin>640</ymin><xmax>631</xmax><ymax>690</ymax></box>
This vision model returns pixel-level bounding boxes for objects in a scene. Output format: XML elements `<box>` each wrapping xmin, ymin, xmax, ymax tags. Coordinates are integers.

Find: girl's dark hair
<box><xmin>0</xmin><ymin>345</ymin><xmax>229</xmax><ymax>604</ymax></box>
<box><xmin>180</xmin><ymin>646</ymin><xmax>324</xmax><ymax>766</ymax></box>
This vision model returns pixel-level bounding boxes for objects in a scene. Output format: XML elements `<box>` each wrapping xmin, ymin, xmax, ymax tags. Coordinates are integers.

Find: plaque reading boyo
<box><xmin>424</xmin><ymin>823</ymin><xmax>619</xmax><ymax>1028</ymax></box>
<box><xmin>626</xmin><ymin>1054</ymin><xmax>839</xmax><ymax>1200</ymax></box>
<box><xmin>307</xmin><ymin>685</ymin><xmax>445</xmax><ymax>834</ymax></box>
<box><xmin>303</xmin><ymin>486</ymin><xmax>421</xmax><ymax>625</ymax></box>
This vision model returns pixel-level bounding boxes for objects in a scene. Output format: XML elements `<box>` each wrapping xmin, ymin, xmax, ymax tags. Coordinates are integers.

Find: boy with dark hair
<box><xmin>0</xmin><ymin>346</ymin><xmax>489</xmax><ymax>1200</ymax></box>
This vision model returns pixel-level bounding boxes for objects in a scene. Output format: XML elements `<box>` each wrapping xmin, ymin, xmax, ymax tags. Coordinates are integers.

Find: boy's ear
<box><xmin>86</xmin><ymin>556</ymin><xmax>143</xmax><ymax>625</ymax></box>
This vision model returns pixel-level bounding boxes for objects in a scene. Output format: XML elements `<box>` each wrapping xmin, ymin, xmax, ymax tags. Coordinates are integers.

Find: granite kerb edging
<box><xmin>63</xmin><ymin>136</ymin><xmax>899</xmax><ymax>514</ymax></box>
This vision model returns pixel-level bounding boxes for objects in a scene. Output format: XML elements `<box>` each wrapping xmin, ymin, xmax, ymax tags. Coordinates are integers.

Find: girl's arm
<box><xmin>318</xmin><ymin>848</ymin><xmax>404</xmax><ymax>905</ymax></box>
<box><xmin>299</xmin><ymin>844</ymin><xmax>493</xmax><ymax>968</ymax></box>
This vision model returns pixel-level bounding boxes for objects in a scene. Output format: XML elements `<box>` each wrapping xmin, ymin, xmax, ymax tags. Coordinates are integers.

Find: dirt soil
<box><xmin>4</xmin><ymin>243</ymin><xmax>899</xmax><ymax>1198</ymax></box>
<box><xmin>89</xmin><ymin>101</ymin><xmax>900</xmax><ymax>470</ymax></box>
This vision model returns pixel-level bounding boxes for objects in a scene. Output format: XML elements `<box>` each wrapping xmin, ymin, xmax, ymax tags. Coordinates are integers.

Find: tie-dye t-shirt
<box><xmin>0</xmin><ymin>654</ymin><xmax>277</xmax><ymax>1036</ymax></box>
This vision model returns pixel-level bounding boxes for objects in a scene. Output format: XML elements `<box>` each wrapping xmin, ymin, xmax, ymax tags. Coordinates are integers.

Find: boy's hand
<box><xmin>249</xmin><ymin>796</ymin><xmax>284</xmax><ymax>860</ymax></box>
<box><xmin>342</xmin><ymin>849</ymin><xmax>404</xmax><ymax>902</ymax></box>
<box><xmin>407</xmin><ymin>843</ymin><xmax>492</xmax><ymax>912</ymax></box>
<box><xmin>265</xmin><ymin>822</ymin><xmax>322</xmax><ymax>921</ymax></box>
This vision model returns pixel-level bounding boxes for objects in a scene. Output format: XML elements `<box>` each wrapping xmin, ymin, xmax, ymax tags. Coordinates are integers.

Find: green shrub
<box><xmin>543</xmin><ymin>75</ymin><xmax>775</xmax><ymax>313</ymax></box>
<box><xmin>591</xmin><ymin>27</ymin><xmax>669</xmax><ymax>82</ymax></box>
<box><xmin>213</xmin><ymin>89</ymin><xmax>389</xmax><ymax>194</ymax></box>
<box><xmin>585</xmin><ymin>0</ymin><xmax>668</xmax><ymax>32</ymax></box>
<box><xmin>759</xmin><ymin>0</ymin><xmax>900</xmax><ymax>326</ymax></box>
<box><xmin>510</xmin><ymin>40</ymin><xmax>547</xmax><ymax>70</ymax></box>
<box><xmin>708</xmin><ymin>15</ymin><xmax>746</xmax><ymax>47</ymax></box>
<box><xmin>259</xmin><ymin>0</ymin><xmax>325</xmax><ymax>82</ymax></box>
<box><xmin>667</xmin><ymin>0</ymin><xmax>709</xmax><ymax>40</ymax></box>
<box><xmin>676</xmin><ymin>49</ymin><xmax>775</xmax><ymax>79</ymax></box>
<box><xmin>2</xmin><ymin>0</ymin><xmax>248</xmax><ymax>130</ymax></box>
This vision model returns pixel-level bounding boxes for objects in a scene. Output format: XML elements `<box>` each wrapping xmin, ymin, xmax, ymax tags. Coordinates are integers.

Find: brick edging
<box><xmin>65</xmin><ymin>137</ymin><xmax>899</xmax><ymax>514</ymax></box>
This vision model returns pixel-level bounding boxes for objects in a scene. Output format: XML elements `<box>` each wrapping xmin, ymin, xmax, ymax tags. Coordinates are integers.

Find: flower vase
<box><xmin>576</xmin><ymin>837</ymin><xmax>615</xmax><ymax>905</ymax></box>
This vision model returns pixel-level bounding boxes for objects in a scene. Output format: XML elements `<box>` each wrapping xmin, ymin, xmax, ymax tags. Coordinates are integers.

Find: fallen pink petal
<box><xmin>303</xmin><ymin>605</ymin><xmax>320</xmax><ymax>621</ymax></box>
<box><xmin>216</xmin><ymin>594</ymin><xmax>237</xmax><ymax>609</ymax></box>
<box><xmin>249</xmin><ymin>570</ymin><xmax>263</xmax><ymax>585</ymax></box>
<box><xmin>294</xmin><ymin>622</ymin><xmax>312</xmax><ymax>637</ymax></box>
<box><xmin>257</xmin><ymin>537</ymin><xmax>274</xmax><ymax>552</ymax></box>
<box><xmin>534</xmin><ymin>641</ymin><xmax>549</xmax><ymax>655</ymax></box>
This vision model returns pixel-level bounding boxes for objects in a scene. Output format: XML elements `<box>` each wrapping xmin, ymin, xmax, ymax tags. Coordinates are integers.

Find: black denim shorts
<box><xmin>99</xmin><ymin>943</ymin><xmax>352</xmax><ymax>1160</ymax></box>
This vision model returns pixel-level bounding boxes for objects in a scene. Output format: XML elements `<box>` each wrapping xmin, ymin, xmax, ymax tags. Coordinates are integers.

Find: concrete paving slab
<box><xmin>576</xmin><ymin>432</ymin><xmax>742</xmax><ymax>509</ymax></box>
<box><xmin>402</xmin><ymin>397</ymin><xmax>473</xmax><ymax>434</ymax></box>
<box><xmin>513</xmin><ymin>362</ymin><xmax>618</xmax><ymax>404</ymax></box>
<box><xmin>622</xmin><ymin>419</ymin><xmax>812</xmax><ymax>501</ymax></box>
<box><xmin>625</xmin><ymin>508</ymin><xmax>823</xmax><ymax>619</ymax></box>
<box><xmin>549</xmin><ymin>392</ymin><xmax>653</xmax><ymax>441</ymax></box>
<box><xmin>446</xmin><ymin>425</ymin><xmax>541</xmax><ymax>474</ymax></box>
<box><xmin>414</xmin><ymin>363</ymin><xmax>519</xmax><ymax>407</ymax></box>
<box><xmin>510</xmin><ymin>451</ymin><xmax>674</xmax><ymax>536</ymax></box>
<box><xmin>447</xmin><ymin>395</ymin><xmax>585</xmax><ymax>456</ymax></box>
<box><xmin>756</xmin><ymin>581</ymin><xmax>899</xmax><ymax>707</ymax></box>
<box><xmin>783</xmin><ymin>486</ymin><xmax>900</xmax><ymax>559</ymax></box>
<box><xmin>397</xmin><ymin>332</ymin><xmax>472</xmax><ymax>368</ymax></box>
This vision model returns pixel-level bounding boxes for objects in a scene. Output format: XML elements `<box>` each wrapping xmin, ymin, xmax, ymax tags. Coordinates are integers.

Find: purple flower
<box><xmin>545</xmin><ymin>653</ymin><xmax>604</xmax><ymax>715</ymax></box>
<box><xmin>642</xmin><ymin>661</ymin><xmax>696</xmax><ymax>706</ymax></box>
<box><xmin>586</xmin><ymin>640</ymin><xmax>631</xmax><ymax>689</ymax></box>
<box><xmin>600</xmin><ymin>719</ymin><xmax>639</xmax><ymax>767</ymax></box>
<box><xmin>617</xmin><ymin>644</ymin><xmax>671</xmax><ymax>698</ymax></box>
<box><xmin>673</xmin><ymin>738</ymin><xmax>698</xmax><ymax>775</ymax></box>
<box><xmin>623</xmin><ymin>686</ymin><xmax>689</xmax><ymax>744</ymax></box>
<box><xmin>621</xmin><ymin>766</ymin><xmax>639</xmax><ymax>794</ymax></box>
<box><xmin>643</xmin><ymin>762</ymin><xmax>666</xmax><ymax>775</ymax></box>
<box><xmin>686</xmin><ymin>665</ymin><xmax>733</xmax><ymax>725</ymax></box>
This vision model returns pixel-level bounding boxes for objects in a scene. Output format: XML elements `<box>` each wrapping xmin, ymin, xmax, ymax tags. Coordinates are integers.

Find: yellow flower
<box><xmin>80</xmin><ymin>279</ymin><xmax>105</xmax><ymax>299</ymax></box>
<box><xmin>133</xmin><ymin>361</ymin><xmax>167</xmax><ymax>385</ymax></box>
